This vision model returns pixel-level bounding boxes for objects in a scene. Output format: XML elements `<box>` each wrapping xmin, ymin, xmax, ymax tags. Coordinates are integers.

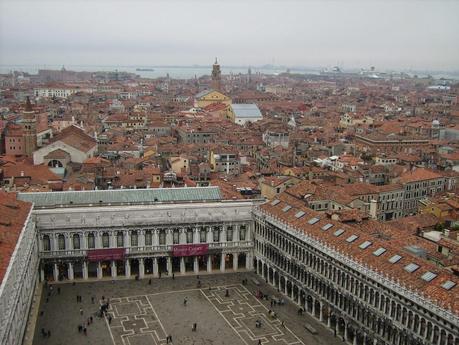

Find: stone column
<box><xmin>193</xmin><ymin>228</ymin><xmax>200</xmax><ymax>244</ymax></box>
<box><xmin>220</xmin><ymin>253</ymin><xmax>226</xmax><ymax>272</ymax></box>
<box><xmin>353</xmin><ymin>333</ymin><xmax>358</xmax><ymax>345</ymax></box>
<box><xmin>110</xmin><ymin>231</ymin><xmax>116</xmax><ymax>248</ymax></box>
<box><xmin>138</xmin><ymin>230</ymin><xmax>145</xmax><ymax>248</ymax></box>
<box><xmin>233</xmin><ymin>253</ymin><xmax>239</xmax><ymax>271</ymax></box>
<box><xmin>153</xmin><ymin>230</ymin><xmax>159</xmax><ymax>246</ymax></box>
<box><xmin>233</xmin><ymin>225</ymin><xmax>240</xmax><ymax>243</ymax></box>
<box><xmin>125</xmin><ymin>259</ymin><xmax>131</xmax><ymax>277</ymax></box>
<box><xmin>312</xmin><ymin>298</ymin><xmax>316</xmax><ymax>316</ymax></box>
<box><xmin>284</xmin><ymin>278</ymin><xmax>288</xmax><ymax>295</ymax></box>
<box><xmin>97</xmin><ymin>261</ymin><xmax>102</xmax><ymax>279</ymax></box>
<box><xmin>246</xmin><ymin>252</ymin><xmax>252</xmax><ymax>270</ymax></box>
<box><xmin>83</xmin><ymin>261</ymin><xmax>88</xmax><ymax>280</ymax></box>
<box><xmin>221</xmin><ymin>226</ymin><xmax>227</xmax><ymax>243</ymax></box>
<box><xmin>206</xmin><ymin>227</ymin><xmax>213</xmax><ymax>243</ymax></box>
<box><xmin>53</xmin><ymin>263</ymin><xmax>59</xmax><ymax>281</ymax></box>
<box><xmin>153</xmin><ymin>258</ymin><xmax>159</xmax><ymax>277</ymax></box>
<box><xmin>180</xmin><ymin>257</ymin><xmax>186</xmax><ymax>274</ymax></box>
<box><xmin>139</xmin><ymin>258</ymin><xmax>145</xmax><ymax>278</ymax></box>
<box><xmin>53</xmin><ymin>235</ymin><xmax>59</xmax><ymax>252</ymax></box>
<box><xmin>344</xmin><ymin>325</ymin><xmax>349</xmax><ymax>342</ymax></box>
<box><xmin>194</xmin><ymin>257</ymin><xmax>199</xmax><ymax>274</ymax></box>
<box><xmin>40</xmin><ymin>267</ymin><xmax>45</xmax><ymax>282</ymax></box>
<box><xmin>111</xmin><ymin>261</ymin><xmax>117</xmax><ymax>278</ymax></box>
<box><xmin>82</xmin><ymin>233</ymin><xmax>88</xmax><ymax>250</ymax></box>
<box><xmin>167</xmin><ymin>257</ymin><xmax>172</xmax><ymax>274</ymax></box>
<box><xmin>327</xmin><ymin>313</ymin><xmax>332</xmax><ymax>328</ymax></box>
<box><xmin>207</xmin><ymin>256</ymin><xmax>212</xmax><ymax>273</ymax></box>
<box><xmin>124</xmin><ymin>231</ymin><xmax>130</xmax><ymax>248</ymax></box>
<box><xmin>319</xmin><ymin>302</ymin><xmax>324</xmax><ymax>322</ymax></box>
<box><xmin>166</xmin><ymin>229</ymin><xmax>173</xmax><ymax>245</ymax></box>
<box><xmin>68</xmin><ymin>262</ymin><xmax>74</xmax><ymax>280</ymax></box>
<box><xmin>179</xmin><ymin>228</ymin><xmax>186</xmax><ymax>244</ymax></box>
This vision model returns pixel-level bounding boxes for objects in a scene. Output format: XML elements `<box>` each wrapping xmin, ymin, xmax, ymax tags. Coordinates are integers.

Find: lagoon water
<box><xmin>0</xmin><ymin>65</ymin><xmax>318</xmax><ymax>79</ymax></box>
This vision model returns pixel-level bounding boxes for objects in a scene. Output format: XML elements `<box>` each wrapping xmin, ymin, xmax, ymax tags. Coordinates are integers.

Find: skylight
<box><xmin>321</xmin><ymin>223</ymin><xmax>333</xmax><ymax>231</ymax></box>
<box><xmin>282</xmin><ymin>205</ymin><xmax>292</xmax><ymax>212</ymax></box>
<box><xmin>308</xmin><ymin>217</ymin><xmax>319</xmax><ymax>225</ymax></box>
<box><xmin>404</xmin><ymin>263</ymin><xmax>420</xmax><ymax>273</ymax></box>
<box><xmin>359</xmin><ymin>241</ymin><xmax>372</xmax><ymax>249</ymax></box>
<box><xmin>421</xmin><ymin>271</ymin><xmax>437</xmax><ymax>282</ymax></box>
<box><xmin>333</xmin><ymin>229</ymin><xmax>345</xmax><ymax>237</ymax></box>
<box><xmin>271</xmin><ymin>199</ymin><xmax>280</xmax><ymax>206</ymax></box>
<box><xmin>346</xmin><ymin>234</ymin><xmax>358</xmax><ymax>243</ymax></box>
<box><xmin>389</xmin><ymin>254</ymin><xmax>402</xmax><ymax>264</ymax></box>
<box><xmin>295</xmin><ymin>211</ymin><xmax>306</xmax><ymax>219</ymax></box>
<box><xmin>441</xmin><ymin>280</ymin><xmax>456</xmax><ymax>290</ymax></box>
<box><xmin>373</xmin><ymin>247</ymin><xmax>386</xmax><ymax>256</ymax></box>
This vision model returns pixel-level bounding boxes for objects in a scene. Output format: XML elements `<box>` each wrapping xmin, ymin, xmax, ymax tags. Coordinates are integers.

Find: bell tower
<box><xmin>22</xmin><ymin>96</ymin><xmax>37</xmax><ymax>156</ymax></box>
<box><xmin>211</xmin><ymin>58</ymin><xmax>222</xmax><ymax>91</ymax></box>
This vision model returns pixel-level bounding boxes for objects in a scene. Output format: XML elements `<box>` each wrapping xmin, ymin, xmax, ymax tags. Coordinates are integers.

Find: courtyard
<box><xmin>31</xmin><ymin>272</ymin><xmax>343</xmax><ymax>345</ymax></box>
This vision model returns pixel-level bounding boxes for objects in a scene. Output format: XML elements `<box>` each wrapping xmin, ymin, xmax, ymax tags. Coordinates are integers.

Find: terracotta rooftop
<box><xmin>0</xmin><ymin>192</ymin><xmax>32</xmax><ymax>285</ymax></box>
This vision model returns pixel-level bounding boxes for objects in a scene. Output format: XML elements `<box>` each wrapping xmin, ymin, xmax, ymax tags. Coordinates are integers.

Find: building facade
<box><xmin>18</xmin><ymin>188</ymin><xmax>257</xmax><ymax>283</ymax></box>
<box><xmin>253</xmin><ymin>199</ymin><xmax>459</xmax><ymax>345</ymax></box>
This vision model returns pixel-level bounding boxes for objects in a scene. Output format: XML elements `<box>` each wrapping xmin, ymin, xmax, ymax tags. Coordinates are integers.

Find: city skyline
<box><xmin>1</xmin><ymin>0</ymin><xmax>459</xmax><ymax>70</ymax></box>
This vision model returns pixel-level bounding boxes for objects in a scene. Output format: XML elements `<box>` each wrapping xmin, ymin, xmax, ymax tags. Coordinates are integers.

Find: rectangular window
<box><xmin>159</xmin><ymin>231</ymin><xmax>166</xmax><ymax>245</ymax></box>
<box><xmin>116</xmin><ymin>233</ymin><xmax>123</xmax><ymax>247</ymax></box>
<box><xmin>200</xmin><ymin>229</ymin><xmax>207</xmax><ymax>243</ymax></box>
<box><xmin>213</xmin><ymin>228</ymin><xmax>220</xmax><ymax>242</ymax></box>
<box><xmin>173</xmin><ymin>231</ymin><xmax>179</xmax><ymax>244</ymax></box>
<box><xmin>131</xmin><ymin>232</ymin><xmax>138</xmax><ymax>247</ymax></box>
<box><xmin>145</xmin><ymin>231</ymin><xmax>152</xmax><ymax>246</ymax></box>
<box><xmin>239</xmin><ymin>227</ymin><xmax>246</xmax><ymax>241</ymax></box>
<box><xmin>226</xmin><ymin>227</ymin><xmax>233</xmax><ymax>241</ymax></box>
<box><xmin>87</xmin><ymin>234</ymin><xmax>95</xmax><ymax>249</ymax></box>
<box><xmin>186</xmin><ymin>230</ymin><xmax>193</xmax><ymax>243</ymax></box>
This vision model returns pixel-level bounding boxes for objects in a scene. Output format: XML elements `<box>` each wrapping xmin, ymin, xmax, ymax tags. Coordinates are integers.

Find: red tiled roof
<box><xmin>0</xmin><ymin>192</ymin><xmax>32</xmax><ymax>284</ymax></box>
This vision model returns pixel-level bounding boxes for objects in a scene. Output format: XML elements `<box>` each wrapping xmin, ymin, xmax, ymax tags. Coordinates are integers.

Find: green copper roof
<box><xmin>18</xmin><ymin>187</ymin><xmax>222</xmax><ymax>207</ymax></box>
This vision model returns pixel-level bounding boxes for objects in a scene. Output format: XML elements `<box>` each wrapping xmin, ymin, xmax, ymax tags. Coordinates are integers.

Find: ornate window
<box><xmin>58</xmin><ymin>234</ymin><xmax>65</xmax><ymax>250</ymax></box>
<box><xmin>226</xmin><ymin>226</ymin><xmax>233</xmax><ymax>241</ymax></box>
<box><xmin>159</xmin><ymin>231</ymin><xmax>166</xmax><ymax>245</ymax></box>
<box><xmin>213</xmin><ymin>227</ymin><xmax>220</xmax><ymax>242</ymax></box>
<box><xmin>43</xmin><ymin>235</ymin><xmax>51</xmax><ymax>251</ymax></box>
<box><xmin>239</xmin><ymin>225</ymin><xmax>246</xmax><ymax>241</ymax></box>
<box><xmin>186</xmin><ymin>229</ymin><xmax>193</xmax><ymax>243</ymax></box>
<box><xmin>200</xmin><ymin>228</ymin><xmax>206</xmax><ymax>243</ymax></box>
<box><xmin>87</xmin><ymin>233</ymin><xmax>95</xmax><ymax>249</ymax></box>
<box><xmin>173</xmin><ymin>230</ymin><xmax>179</xmax><ymax>244</ymax></box>
<box><xmin>73</xmin><ymin>234</ymin><xmax>80</xmax><ymax>249</ymax></box>
<box><xmin>116</xmin><ymin>232</ymin><xmax>123</xmax><ymax>247</ymax></box>
<box><xmin>103</xmin><ymin>232</ymin><xmax>110</xmax><ymax>248</ymax></box>
<box><xmin>131</xmin><ymin>231</ymin><xmax>138</xmax><ymax>247</ymax></box>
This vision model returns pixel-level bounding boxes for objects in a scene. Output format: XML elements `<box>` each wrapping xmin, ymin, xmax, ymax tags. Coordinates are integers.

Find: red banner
<box><xmin>87</xmin><ymin>248</ymin><xmax>125</xmax><ymax>262</ymax></box>
<box><xmin>172</xmin><ymin>244</ymin><xmax>209</xmax><ymax>257</ymax></box>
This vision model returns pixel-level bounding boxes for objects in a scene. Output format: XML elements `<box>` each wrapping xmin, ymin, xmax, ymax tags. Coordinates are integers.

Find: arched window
<box><xmin>173</xmin><ymin>229</ymin><xmax>179</xmax><ymax>244</ymax></box>
<box><xmin>73</xmin><ymin>234</ymin><xmax>80</xmax><ymax>249</ymax></box>
<box><xmin>87</xmin><ymin>233</ymin><xmax>95</xmax><ymax>249</ymax></box>
<box><xmin>186</xmin><ymin>228</ymin><xmax>193</xmax><ymax>243</ymax></box>
<box><xmin>43</xmin><ymin>235</ymin><xmax>51</xmax><ymax>251</ymax></box>
<box><xmin>131</xmin><ymin>231</ymin><xmax>138</xmax><ymax>247</ymax></box>
<box><xmin>116</xmin><ymin>232</ymin><xmax>123</xmax><ymax>247</ymax></box>
<box><xmin>102</xmin><ymin>232</ymin><xmax>110</xmax><ymax>248</ymax></box>
<box><xmin>159</xmin><ymin>230</ymin><xmax>166</xmax><ymax>245</ymax></box>
<box><xmin>58</xmin><ymin>234</ymin><xmax>65</xmax><ymax>250</ymax></box>
<box><xmin>239</xmin><ymin>225</ymin><xmax>247</xmax><ymax>241</ymax></box>
<box><xmin>213</xmin><ymin>227</ymin><xmax>220</xmax><ymax>242</ymax></box>
<box><xmin>145</xmin><ymin>230</ymin><xmax>152</xmax><ymax>246</ymax></box>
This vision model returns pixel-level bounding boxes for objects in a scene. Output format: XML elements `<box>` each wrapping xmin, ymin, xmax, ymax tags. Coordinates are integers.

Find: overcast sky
<box><xmin>0</xmin><ymin>0</ymin><xmax>458</xmax><ymax>70</ymax></box>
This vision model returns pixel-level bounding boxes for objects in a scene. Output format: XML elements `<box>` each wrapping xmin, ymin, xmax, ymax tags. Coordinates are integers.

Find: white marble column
<box><xmin>167</xmin><ymin>257</ymin><xmax>172</xmax><ymax>274</ymax></box>
<box><xmin>53</xmin><ymin>263</ymin><xmax>59</xmax><ymax>281</ymax></box>
<box><xmin>40</xmin><ymin>267</ymin><xmax>45</xmax><ymax>282</ymax></box>
<box><xmin>125</xmin><ymin>259</ymin><xmax>131</xmax><ymax>277</ymax></box>
<box><xmin>138</xmin><ymin>230</ymin><xmax>145</xmax><ymax>248</ymax></box>
<box><xmin>233</xmin><ymin>225</ymin><xmax>240</xmax><ymax>243</ymax></box>
<box><xmin>207</xmin><ymin>227</ymin><xmax>213</xmax><ymax>243</ymax></box>
<box><xmin>246</xmin><ymin>252</ymin><xmax>252</xmax><ymax>270</ymax></box>
<box><xmin>207</xmin><ymin>256</ymin><xmax>212</xmax><ymax>273</ymax></box>
<box><xmin>53</xmin><ymin>235</ymin><xmax>59</xmax><ymax>252</ymax></box>
<box><xmin>220</xmin><ymin>253</ymin><xmax>226</xmax><ymax>272</ymax></box>
<box><xmin>194</xmin><ymin>257</ymin><xmax>199</xmax><ymax>274</ymax></box>
<box><xmin>193</xmin><ymin>228</ymin><xmax>200</xmax><ymax>244</ymax></box>
<box><xmin>221</xmin><ymin>226</ymin><xmax>227</xmax><ymax>243</ymax></box>
<box><xmin>180</xmin><ymin>257</ymin><xmax>186</xmax><ymax>274</ymax></box>
<box><xmin>319</xmin><ymin>302</ymin><xmax>324</xmax><ymax>321</ymax></box>
<box><xmin>179</xmin><ymin>229</ymin><xmax>186</xmax><ymax>244</ymax></box>
<box><xmin>124</xmin><ymin>231</ymin><xmax>130</xmax><ymax>248</ymax></box>
<box><xmin>153</xmin><ymin>258</ymin><xmax>159</xmax><ymax>277</ymax></box>
<box><xmin>83</xmin><ymin>261</ymin><xmax>88</xmax><ymax>280</ymax></box>
<box><xmin>166</xmin><ymin>229</ymin><xmax>173</xmax><ymax>245</ymax></box>
<box><xmin>139</xmin><ymin>258</ymin><xmax>145</xmax><ymax>278</ymax></box>
<box><xmin>153</xmin><ymin>230</ymin><xmax>159</xmax><ymax>246</ymax></box>
<box><xmin>111</xmin><ymin>261</ymin><xmax>117</xmax><ymax>278</ymax></box>
<box><xmin>97</xmin><ymin>261</ymin><xmax>102</xmax><ymax>279</ymax></box>
<box><xmin>233</xmin><ymin>253</ymin><xmax>239</xmax><ymax>271</ymax></box>
<box><xmin>68</xmin><ymin>262</ymin><xmax>74</xmax><ymax>280</ymax></box>
<box><xmin>110</xmin><ymin>231</ymin><xmax>116</xmax><ymax>248</ymax></box>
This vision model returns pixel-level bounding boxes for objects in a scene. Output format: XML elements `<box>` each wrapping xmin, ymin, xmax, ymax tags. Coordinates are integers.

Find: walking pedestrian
<box><xmin>47</xmin><ymin>330</ymin><xmax>51</xmax><ymax>337</ymax></box>
<box><xmin>80</xmin><ymin>308</ymin><xmax>83</xmax><ymax>315</ymax></box>
<box><xmin>281</xmin><ymin>321</ymin><xmax>285</xmax><ymax>327</ymax></box>
<box><xmin>83</xmin><ymin>327</ymin><xmax>87</xmax><ymax>335</ymax></box>
<box><xmin>90</xmin><ymin>316</ymin><xmax>93</xmax><ymax>323</ymax></box>
<box><xmin>159</xmin><ymin>271</ymin><xmax>161</xmax><ymax>278</ymax></box>
<box><xmin>91</xmin><ymin>296</ymin><xmax>95</xmax><ymax>304</ymax></box>
<box><xmin>148</xmin><ymin>278</ymin><xmax>152</xmax><ymax>285</ymax></box>
<box><xmin>108</xmin><ymin>315</ymin><xmax>112</xmax><ymax>324</ymax></box>
<box><xmin>258</xmin><ymin>340</ymin><xmax>262</xmax><ymax>345</ymax></box>
<box><xmin>183</xmin><ymin>297</ymin><xmax>188</xmax><ymax>306</ymax></box>
<box><xmin>172</xmin><ymin>273</ymin><xmax>175</xmax><ymax>280</ymax></box>
<box><xmin>192</xmin><ymin>322</ymin><xmax>197</xmax><ymax>331</ymax></box>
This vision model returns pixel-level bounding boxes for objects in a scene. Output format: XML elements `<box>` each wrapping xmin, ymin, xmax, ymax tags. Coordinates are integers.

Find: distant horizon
<box><xmin>1</xmin><ymin>63</ymin><xmax>459</xmax><ymax>74</ymax></box>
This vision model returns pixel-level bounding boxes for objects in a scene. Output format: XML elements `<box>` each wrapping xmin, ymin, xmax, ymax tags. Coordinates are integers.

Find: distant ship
<box><xmin>136</xmin><ymin>68</ymin><xmax>155</xmax><ymax>71</ymax></box>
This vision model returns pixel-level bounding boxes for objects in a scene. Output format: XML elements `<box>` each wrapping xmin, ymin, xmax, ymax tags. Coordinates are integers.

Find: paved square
<box><xmin>30</xmin><ymin>273</ymin><xmax>344</xmax><ymax>345</ymax></box>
